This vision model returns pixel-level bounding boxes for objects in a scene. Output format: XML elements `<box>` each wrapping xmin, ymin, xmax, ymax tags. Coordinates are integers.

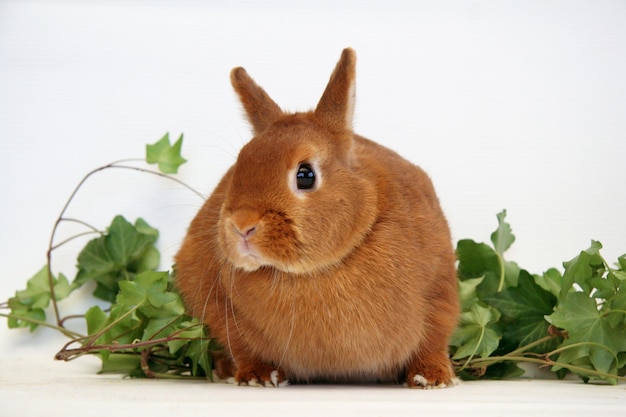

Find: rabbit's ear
<box><xmin>231</xmin><ymin>67</ymin><xmax>283</xmax><ymax>135</ymax></box>
<box><xmin>314</xmin><ymin>48</ymin><xmax>356</xmax><ymax>133</ymax></box>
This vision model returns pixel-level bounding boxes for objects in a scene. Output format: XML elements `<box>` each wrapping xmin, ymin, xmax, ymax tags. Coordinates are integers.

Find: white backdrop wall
<box><xmin>1</xmin><ymin>0</ymin><xmax>625</xmax><ymax>316</ymax></box>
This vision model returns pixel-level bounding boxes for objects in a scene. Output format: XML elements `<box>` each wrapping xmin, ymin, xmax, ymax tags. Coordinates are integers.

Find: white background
<box><xmin>1</xmin><ymin>1</ymin><xmax>625</xmax><ymax>415</ymax></box>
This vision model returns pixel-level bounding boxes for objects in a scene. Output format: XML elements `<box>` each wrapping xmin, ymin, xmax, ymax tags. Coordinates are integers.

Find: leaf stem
<box><xmin>46</xmin><ymin>159</ymin><xmax>205</xmax><ymax>328</ymax></box>
<box><xmin>506</xmin><ymin>335</ymin><xmax>558</xmax><ymax>358</ymax></box>
<box><xmin>0</xmin><ymin>312</ymin><xmax>84</xmax><ymax>339</ymax></box>
<box><xmin>50</xmin><ymin>230</ymin><xmax>102</xmax><ymax>251</ymax></box>
<box><xmin>458</xmin><ymin>326</ymin><xmax>486</xmax><ymax>371</ymax></box>
<box><xmin>56</xmin><ymin>333</ymin><xmax>202</xmax><ymax>361</ymax></box>
<box><xmin>496</xmin><ymin>253</ymin><xmax>506</xmax><ymax>292</ymax></box>
<box><xmin>547</xmin><ymin>341</ymin><xmax>618</xmax><ymax>360</ymax></box>
<box><xmin>84</xmin><ymin>302</ymin><xmax>143</xmax><ymax>349</ymax></box>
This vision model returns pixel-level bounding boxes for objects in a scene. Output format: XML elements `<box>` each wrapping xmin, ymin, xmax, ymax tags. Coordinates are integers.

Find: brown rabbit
<box><xmin>175</xmin><ymin>48</ymin><xmax>459</xmax><ymax>388</ymax></box>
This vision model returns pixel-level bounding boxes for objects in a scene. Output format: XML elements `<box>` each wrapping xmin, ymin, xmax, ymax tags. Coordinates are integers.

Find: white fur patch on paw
<box><xmin>236</xmin><ymin>370</ymin><xmax>289</xmax><ymax>388</ymax></box>
<box><xmin>413</xmin><ymin>374</ymin><xmax>430</xmax><ymax>388</ymax></box>
<box><xmin>270</xmin><ymin>370</ymin><xmax>289</xmax><ymax>388</ymax></box>
<box><xmin>211</xmin><ymin>370</ymin><xmax>237</xmax><ymax>385</ymax></box>
<box><xmin>412</xmin><ymin>374</ymin><xmax>460</xmax><ymax>389</ymax></box>
<box><xmin>246</xmin><ymin>378</ymin><xmax>263</xmax><ymax>387</ymax></box>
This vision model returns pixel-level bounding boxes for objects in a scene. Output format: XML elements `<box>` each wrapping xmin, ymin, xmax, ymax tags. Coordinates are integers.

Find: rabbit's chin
<box><xmin>231</xmin><ymin>253</ymin><xmax>267</xmax><ymax>272</ymax></box>
<box><xmin>230</xmin><ymin>253</ymin><xmax>317</xmax><ymax>275</ymax></box>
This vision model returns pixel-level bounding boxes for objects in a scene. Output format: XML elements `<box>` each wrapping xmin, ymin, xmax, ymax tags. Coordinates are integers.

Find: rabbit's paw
<box><xmin>406</xmin><ymin>351</ymin><xmax>459</xmax><ymax>389</ymax></box>
<box><xmin>408</xmin><ymin>373</ymin><xmax>460</xmax><ymax>389</ymax></box>
<box><xmin>235</xmin><ymin>364</ymin><xmax>289</xmax><ymax>388</ymax></box>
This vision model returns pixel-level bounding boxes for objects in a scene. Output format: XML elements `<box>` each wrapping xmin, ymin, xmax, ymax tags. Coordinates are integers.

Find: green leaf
<box><xmin>589</xmin><ymin>275</ymin><xmax>619</xmax><ymax>300</ymax></box>
<box><xmin>456</xmin><ymin>239</ymin><xmax>519</xmax><ymax>298</ymax></box>
<box><xmin>13</xmin><ymin>266</ymin><xmax>53</xmax><ymax>309</ymax></box>
<box><xmin>7</xmin><ymin>307</ymin><xmax>46</xmax><ymax>331</ymax></box>
<box><xmin>607</xmin><ymin>289</ymin><xmax>626</xmax><ymax>328</ymax></box>
<box><xmin>482</xmin><ymin>361</ymin><xmax>526</xmax><ymax>380</ymax></box>
<box><xmin>484</xmin><ymin>270</ymin><xmax>559</xmax><ymax>353</ymax></box>
<box><xmin>98</xmin><ymin>353</ymin><xmax>141</xmax><ymax>374</ymax></box>
<box><xmin>451</xmin><ymin>304</ymin><xmax>501</xmax><ymax>360</ymax></box>
<box><xmin>504</xmin><ymin>317</ymin><xmax>560</xmax><ymax>354</ymax></box>
<box><xmin>85</xmin><ymin>305</ymin><xmax>110</xmax><ymax>346</ymax></box>
<box><xmin>168</xmin><ymin>320</ymin><xmax>205</xmax><ymax>355</ymax></box>
<box><xmin>54</xmin><ymin>273</ymin><xmax>73</xmax><ymax>300</ymax></box>
<box><xmin>184</xmin><ymin>337</ymin><xmax>214</xmax><ymax>377</ymax></box>
<box><xmin>142</xmin><ymin>316</ymin><xmax>182</xmax><ymax>342</ymax></box>
<box><xmin>490</xmin><ymin>210</ymin><xmax>515</xmax><ymax>255</ymax></box>
<box><xmin>74</xmin><ymin>216</ymin><xmax>160</xmax><ymax>302</ymax></box>
<box><xmin>611</xmin><ymin>270</ymin><xmax>626</xmax><ymax>281</ymax></box>
<box><xmin>534</xmin><ymin>268</ymin><xmax>563</xmax><ymax>299</ymax></box>
<box><xmin>101</xmin><ymin>301</ymin><xmax>143</xmax><ymax>346</ymax></box>
<box><xmin>547</xmin><ymin>292</ymin><xmax>626</xmax><ymax>380</ymax></box>
<box><xmin>7</xmin><ymin>266</ymin><xmax>75</xmax><ymax>331</ymax></box>
<box><xmin>561</xmin><ymin>240</ymin><xmax>605</xmax><ymax>299</ymax></box>
<box><xmin>117</xmin><ymin>271</ymin><xmax>184</xmax><ymax>318</ymax></box>
<box><xmin>107</xmin><ymin>216</ymin><xmax>156</xmax><ymax>265</ymax></box>
<box><xmin>146</xmin><ymin>132</ymin><xmax>187</xmax><ymax>174</ymax></box>
<box><xmin>85</xmin><ymin>305</ymin><xmax>108</xmax><ymax>335</ymax></box>
<box><xmin>134</xmin><ymin>217</ymin><xmax>159</xmax><ymax>239</ymax></box>
<box><xmin>458</xmin><ymin>276</ymin><xmax>484</xmax><ymax>312</ymax></box>
<box><xmin>484</xmin><ymin>271</ymin><xmax>556</xmax><ymax>319</ymax></box>
<box><xmin>456</xmin><ymin>240</ymin><xmax>500</xmax><ymax>295</ymax></box>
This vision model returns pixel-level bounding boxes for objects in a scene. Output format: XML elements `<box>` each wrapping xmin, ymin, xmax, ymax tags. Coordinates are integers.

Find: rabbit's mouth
<box><xmin>233</xmin><ymin>237</ymin><xmax>266</xmax><ymax>272</ymax></box>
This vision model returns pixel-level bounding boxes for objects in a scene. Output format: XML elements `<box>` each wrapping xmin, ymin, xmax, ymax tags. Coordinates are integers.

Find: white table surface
<box><xmin>1</xmin><ymin>327</ymin><xmax>624</xmax><ymax>417</ymax></box>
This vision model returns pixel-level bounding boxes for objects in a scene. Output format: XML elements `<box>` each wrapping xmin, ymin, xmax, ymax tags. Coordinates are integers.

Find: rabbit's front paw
<box><xmin>408</xmin><ymin>373</ymin><xmax>460</xmax><ymax>389</ymax></box>
<box><xmin>235</xmin><ymin>363</ymin><xmax>289</xmax><ymax>388</ymax></box>
<box><xmin>406</xmin><ymin>351</ymin><xmax>458</xmax><ymax>389</ymax></box>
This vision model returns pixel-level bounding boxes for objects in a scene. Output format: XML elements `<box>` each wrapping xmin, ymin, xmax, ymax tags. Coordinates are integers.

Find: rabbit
<box><xmin>175</xmin><ymin>48</ymin><xmax>459</xmax><ymax>388</ymax></box>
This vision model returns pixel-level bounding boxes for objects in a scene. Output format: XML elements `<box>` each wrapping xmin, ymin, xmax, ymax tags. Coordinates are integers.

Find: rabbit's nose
<box><xmin>230</xmin><ymin>208</ymin><xmax>260</xmax><ymax>238</ymax></box>
<box><xmin>237</xmin><ymin>225</ymin><xmax>256</xmax><ymax>238</ymax></box>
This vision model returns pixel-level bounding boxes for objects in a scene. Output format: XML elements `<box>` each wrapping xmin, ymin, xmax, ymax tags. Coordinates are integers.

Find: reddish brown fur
<box><xmin>175</xmin><ymin>48</ymin><xmax>459</xmax><ymax>388</ymax></box>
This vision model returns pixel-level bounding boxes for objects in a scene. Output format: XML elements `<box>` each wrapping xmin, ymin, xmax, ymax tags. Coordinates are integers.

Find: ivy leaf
<box><xmin>75</xmin><ymin>216</ymin><xmax>160</xmax><ymax>302</ymax></box>
<box><xmin>79</xmin><ymin>269</ymin><xmax>210</xmax><ymax>378</ymax></box>
<box><xmin>607</xmin><ymin>289</ymin><xmax>626</xmax><ymax>328</ymax></box>
<box><xmin>146</xmin><ymin>132</ymin><xmax>187</xmax><ymax>174</ymax></box>
<box><xmin>486</xmin><ymin>270</ymin><xmax>560</xmax><ymax>353</ymax></box>
<box><xmin>98</xmin><ymin>354</ymin><xmax>141</xmax><ymax>375</ymax></box>
<box><xmin>451</xmin><ymin>304</ymin><xmax>501</xmax><ymax>360</ymax></box>
<box><xmin>117</xmin><ymin>271</ymin><xmax>184</xmax><ymax>319</ymax></box>
<box><xmin>547</xmin><ymin>292</ymin><xmax>626</xmax><ymax>381</ymax></box>
<box><xmin>456</xmin><ymin>240</ymin><xmax>500</xmax><ymax>295</ymax></box>
<box><xmin>560</xmin><ymin>240</ymin><xmax>605</xmax><ymax>299</ymax></box>
<box><xmin>6</xmin><ymin>306</ymin><xmax>46</xmax><ymax>332</ymax></box>
<box><xmin>107</xmin><ymin>216</ymin><xmax>157</xmax><ymax>266</ymax></box>
<box><xmin>85</xmin><ymin>305</ymin><xmax>109</xmax><ymax>348</ymax></box>
<box><xmin>458</xmin><ymin>276</ymin><xmax>484</xmax><ymax>312</ymax></box>
<box><xmin>142</xmin><ymin>316</ymin><xmax>183</xmax><ymax>342</ymax></box>
<box><xmin>503</xmin><ymin>318</ymin><xmax>557</xmax><ymax>353</ymax></box>
<box><xmin>7</xmin><ymin>266</ymin><xmax>73</xmax><ymax>331</ymax></box>
<box><xmin>534</xmin><ymin>268</ymin><xmax>563</xmax><ymax>299</ymax></box>
<box><xmin>456</xmin><ymin>209</ymin><xmax>522</xmax><ymax>299</ymax></box>
<box><xmin>184</xmin><ymin>337</ymin><xmax>214</xmax><ymax>377</ymax></box>
<box><xmin>484</xmin><ymin>271</ymin><xmax>556</xmax><ymax>320</ymax></box>
<box><xmin>167</xmin><ymin>319</ymin><xmax>205</xmax><ymax>355</ymax></box>
<box><xmin>490</xmin><ymin>209</ymin><xmax>515</xmax><ymax>255</ymax></box>
<box><xmin>85</xmin><ymin>305</ymin><xmax>108</xmax><ymax>337</ymax></box>
<box><xmin>456</xmin><ymin>239</ymin><xmax>520</xmax><ymax>298</ymax></box>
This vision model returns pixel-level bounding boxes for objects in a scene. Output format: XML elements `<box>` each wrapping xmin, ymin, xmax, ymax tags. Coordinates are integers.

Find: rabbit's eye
<box><xmin>296</xmin><ymin>163</ymin><xmax>316</xmax><ymax>190</ymax></box>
